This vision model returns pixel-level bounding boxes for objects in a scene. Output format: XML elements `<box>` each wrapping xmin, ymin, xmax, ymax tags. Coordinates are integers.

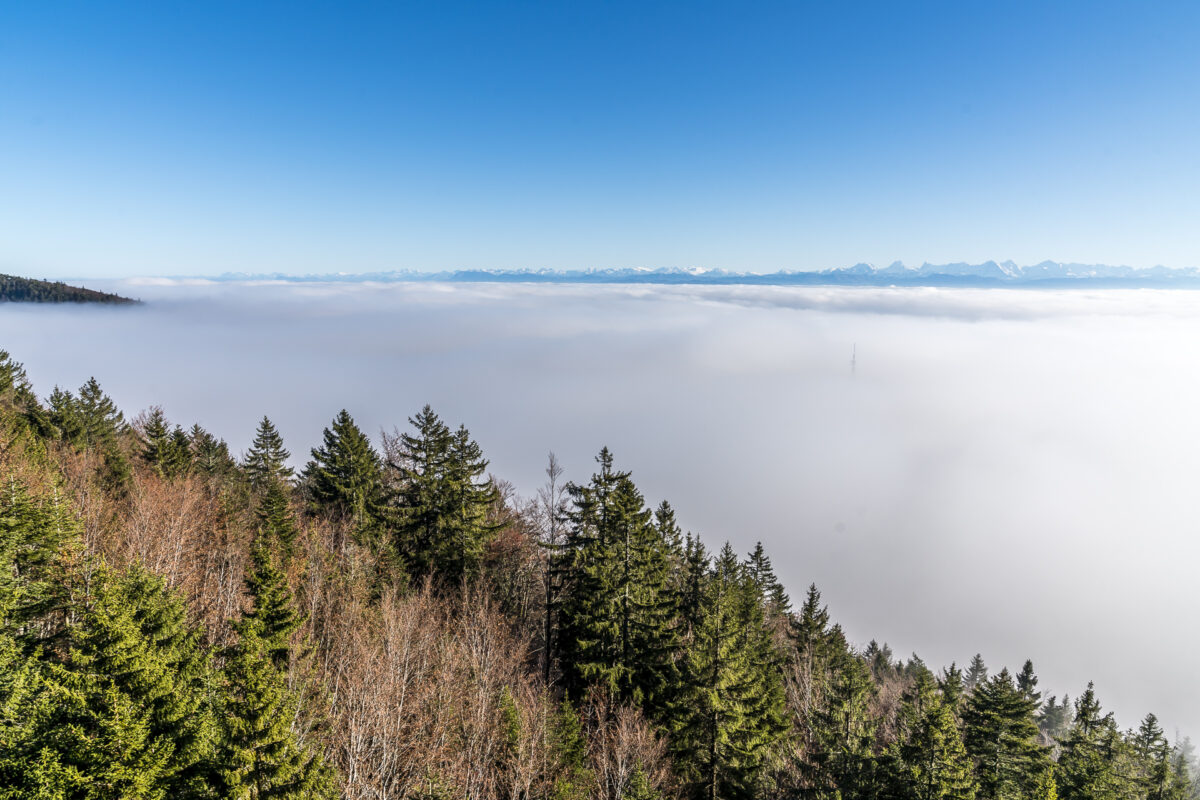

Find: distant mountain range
<box><xmin>212</xmin><ymin>261</ymin><xmax>1200</xmax><ymax>288</ymax></box>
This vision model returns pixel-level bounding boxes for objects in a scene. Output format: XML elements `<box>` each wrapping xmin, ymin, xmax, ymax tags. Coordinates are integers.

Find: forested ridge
<box><xmin>0</xmin><ymin>346</ymin><xmax>1193</xmax><ymax>800</ymax></box>
<box><xmin>0</xmin><ymin>274</ymin><xmax>137</xmax><ymax>304</ymax></box>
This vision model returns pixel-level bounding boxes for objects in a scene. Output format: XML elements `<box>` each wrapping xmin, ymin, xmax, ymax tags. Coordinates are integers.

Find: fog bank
<box><xmin>6</xmin><ymin>280</ymin><xmax>1200</xmax><ymax>736</ymax></box>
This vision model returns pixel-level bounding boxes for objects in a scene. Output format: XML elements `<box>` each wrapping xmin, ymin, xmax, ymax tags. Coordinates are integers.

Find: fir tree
<box><xmin>386</xmin><ymin>405</ymin><xmax>498</xmax><ymax>584</ymax></box>
<box><xmin>674</xmin><ymin>543</ymin><xmax>787</xmax><ymax>800</ymax></box>
<box><xmin>1016</xmin><ymin>660</ymin><xmax>1042</xmax><ymax>705</ymax></box>
<box><xmin>965</xmin><ymin>654</ymin><xmax>988</xmax><ymax>693</ymax></box>
<box><xmin>303</xmin><ymin>409</ymin><xmax>384</xmax><ymax>532</ymax></box>
<box><xmin>257</xmin><ymin>478</ymin><xmax>300</xmax><ymax>557</ymax></box>
<box><xmin>243</xmin><ymin>416</ymin><xmax>293</xmax><ymax>489</ymax></box>
<box><xmin>1055</xmin><ymin>683</ymin><xmax>1128</xmax><ymax>800</ymax></box>
<box><xmin>140</xmin><ymin>407</ymin><xmax>191</xmax><ymax>479</ymax></box>
<box><xmin>892</xmin><ymin>668</ymin><xmax>977</xmax><ymax>800</ymax></box>
<box><xmin>240</xmin><ymin>534</ymin><xmax>305</xmax><ymax>672</ymax></box>
<box><xmin>556</xmin><ymin>449</ymin><xmax>681</xmax><ymax>720</ymax></box>
<box><xmin>217</xmin><ymin>616</ymin><xmax>337</xmax><ymax>799</ymax></box>
<box><xmin>189</xmin><ymin>424</ymin><xmax>236</xmax><ymax>477</ymax></box>
<box><xmin>963</xmin><ymin>668</ymin><xmax>1050</xmax><ymax>800</ymax></box>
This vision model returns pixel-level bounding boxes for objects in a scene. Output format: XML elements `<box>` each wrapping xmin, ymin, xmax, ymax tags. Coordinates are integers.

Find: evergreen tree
<box><xmin>965</xmin><ymin>654</ymin><xmax>988</xmax><ymax>693</ymax></box>
<box><xmin>1055</xmin><ymin>683</ymin><xmax>1129</xmax><ymax>800</ymax></box>
<box><xmin>940</xmin><ymin>663</ymin><xmax>966</xmax><ymax>711</ymax></box>
<box><xmin>674</xmin><ymin>543</ymin><xmax>787</xmax><ymax>800</ymax></box>
<box><xmin>891</xmin><ymin>667</ymin><xmax>977</xmax><ymax>800</ymax></box>
<box><xmin>745</xmin><ymin>541</ymin><xmax>790</xmax><ymax>618</ymax></box>
<box><xmin>243</xmin><ymin>416</ymin><xmax>293</xmax><ymax>489</ymax></box>
<box><xmin>257</xmin><ymin>478</ymin><xmax>300</xmax><ymax>557</ymax></box>
<box><xmin>1016</xmin><ymin>660</ymin><xmax>1041</xmax><ymax>705</ymax></box>
<box><xmin>1037</xmin><ymin>695</ymin><xmax>1072</xmax><ymax>749</ymax></box>
<box><xmin>963</xmin><ymin>668</ymin><xmax>1050</xmax><ymax>800</ymax></box>
<box><xmin>66</xmin><ymin>566</ymin><xmax>219</xmax><ymax>798</ymax></box>
<box><xmin>555</xmin><ymin>449</ymin><xmax>681</xmax><ymax>720</ymax></box>
<box><xmin>386</xmin><ymin>405</ymin><xmax>498</xmax><ymax>583</ymax></box>
<box><xmin>240</xmin><ymin>534</ymin><xmax>305</xmax><ymax>672</ymax></box>
<box><xmin>140</xmin><ymin>407</ymin><xmax>191</xmax><ymax>479</ymax></box>
<box><xmin>189</xmin><ymin>424</ymin><xmax>236</xmax><ymax>477</ymax></box>
<box><xmin>303</xmin><ymin>409</ymin><xmax>384</xmax><ymax>531</ymax></box>
<box><xmin>217</xmin><ymin>616</ymin><xmax>337</xmax><ymax>799</ymax></box>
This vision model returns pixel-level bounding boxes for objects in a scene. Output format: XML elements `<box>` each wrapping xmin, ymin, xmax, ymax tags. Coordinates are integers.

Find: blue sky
<box><xmin>3</xmin><ymin>1</ymin><xmax>1200</xmax><ymax>278</ymax></box>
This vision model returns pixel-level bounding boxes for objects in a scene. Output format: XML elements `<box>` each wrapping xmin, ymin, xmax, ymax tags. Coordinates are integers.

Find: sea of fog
<box><xmin>6</xmin><ymin>279</ymin><xmax>1200</xmax><ymax>737</ymax></box>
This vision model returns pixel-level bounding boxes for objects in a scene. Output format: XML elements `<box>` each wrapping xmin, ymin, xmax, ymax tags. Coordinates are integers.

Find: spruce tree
<box><xmin>963</xmin><ymin>668</ymin><xmax>1050</xmax><ymax>800</ymax></box>
<box><xmin>1056</xmin><ymin>683</ymin><xmax>1129</xmax><ymax>800</ymax></box>
<box><xmin>257</xmin><ymin>478</ymin><xmax>300</xmax><ymax>557</ymax></box>
<box><xmin>243</xmin><ymin>416</ymin><xmax>293</xmax><ymax>489</ymax></box>
<box><xmin>386</xmin><ymin>405</ymin><xmax>498</xmax><ymax>583</ymax></box>
<box><xmin>303</xmin><ymin>409</ymin><xmax>384</xmax><ymax>531</ymax></box>
<box><xmin>189</xmin><ymin>424</ymin><xmax>236</xmax><ymax>477</ymax></box>
<box><xmin>892</xmin><ymin>668</ymin><xmax>977</xmax><ymax>800</ymax></box>
<box><xmin>555</xmin><ymin>449</ymin><xmax>681</xmax><ymax>720</ymax></box>
<box><xmin>217</xmin><ymin>616</ymin><xmax>337</xmax><ymax>799</ymax></box>
<box><xmin>674</xmin><ymin>543</ymin><xmax>786</xmax><ymax>800</ymax></box>
<box><xmin>965</xmin><ymin>654</ymin><xmax>988</xmax><ymax>693</ymax></box>
<box><xmin>241</xmin><ymin>534</ymin><xmax>305</xmax><ymax>672</ymax></box>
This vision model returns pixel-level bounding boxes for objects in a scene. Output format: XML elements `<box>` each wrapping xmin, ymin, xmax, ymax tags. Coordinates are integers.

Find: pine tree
<box><xmin>243</xmin><ymin>416</ymin><xmax>293</xmax><ymax>489</ymax></box>
<box><xmin>963</xmin><ymin>668</ymin><xmax>1050</xmax><ymax>800</ymax></box>
<box><xmin>386</xmin><ymin>405</ymin><xmax>498</xmax><ymax>584</ymax></box>
<box><xmin>303</xmin><ymin>409</ymin><xmax>384</xmax><ymax>532</ymax></box>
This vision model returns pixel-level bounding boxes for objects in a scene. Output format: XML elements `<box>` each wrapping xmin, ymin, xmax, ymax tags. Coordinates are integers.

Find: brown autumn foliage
<box><xmin>46</xmin><ymin>437</ymin><xmax>677</xmax><ymax>800</ymax></box>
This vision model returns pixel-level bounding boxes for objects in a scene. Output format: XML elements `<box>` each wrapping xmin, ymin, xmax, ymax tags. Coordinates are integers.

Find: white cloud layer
<box><xmin>6</xmin><ymin>280</ymin><xmax>1200</xmax><ymax>735</ymax></box>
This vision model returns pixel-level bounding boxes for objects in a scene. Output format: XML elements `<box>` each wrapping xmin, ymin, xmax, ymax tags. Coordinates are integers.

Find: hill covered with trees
<box><xmin>0</xmin><ymin>273</ymin><xmax>137</xmax><ymax>303</ymax></box>
<box><xmin>0</xmin><ymin>346</ymin><xmax>1194</xmax><ymax>800</ymax></box>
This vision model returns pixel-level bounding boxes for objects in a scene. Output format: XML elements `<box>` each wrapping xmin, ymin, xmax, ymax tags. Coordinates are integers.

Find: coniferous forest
<box><xmin>0</xmin><ymin>275</ymin><xmax>137</xmax><ymax>304</ymax></box>
<box><xmin>0</xmin><ymin>346</ymin><xmax>1195</xmax><ymax>800</ymax></box>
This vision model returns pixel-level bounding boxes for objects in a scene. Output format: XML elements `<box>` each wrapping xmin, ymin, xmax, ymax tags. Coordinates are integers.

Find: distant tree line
<box><xmin>0</xmin><ymin>273</ymin><xmax>137</xmax><ymax>303</ymax></box>
<box><xmin>0</xmin><ymin>346</ymin><xmax>1195</xmax><ymax>799</ymax></box>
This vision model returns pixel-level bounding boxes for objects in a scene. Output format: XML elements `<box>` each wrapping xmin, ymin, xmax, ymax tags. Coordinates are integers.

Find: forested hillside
<box><xmin>0</xmin><ymin>346</ymin><xmax>1194</xmax><ymax>800</ymax></box>
<box><xmin>0</xmin><ymin>274</ymin><xmax>137</xmax><ymax>303</ymax></box>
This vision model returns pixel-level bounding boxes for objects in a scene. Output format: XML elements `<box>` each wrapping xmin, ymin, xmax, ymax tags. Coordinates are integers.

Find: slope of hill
<box><xmin>0</xmin><ymin>273</ymin><xmax>138</xmax><ymax>303</ymax></box>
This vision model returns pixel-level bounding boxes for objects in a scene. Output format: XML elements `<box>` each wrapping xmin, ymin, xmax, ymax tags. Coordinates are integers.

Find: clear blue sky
<box><xmin>3</xmin><ymin>1</ymin><xmax>1199</xmax><ymax>278</ymax></box>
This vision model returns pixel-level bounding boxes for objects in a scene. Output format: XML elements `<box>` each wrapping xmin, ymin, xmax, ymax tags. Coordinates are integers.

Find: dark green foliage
<box><xmin>891</xmin><ymin>668</ymin><xmax>977</xmax><ymax>800</ymax></box>
<box><xmin>303</xmin><ymin>409</ymin><xmax>384</xmax><ymax>531</ymax></box>
<box><xmin>140</xmin><ymin>407</ymin><xmax>192</xmax><ymax>479</ymax></box>
<box><xmin>217</xmin><ymin>616</ymin><xmax>336</xmax><ymax>799</ymax></box>
<box><xmin>556</xmin><ymin>449</ymin><xmax>680</xmax><ymax>719</ymax></box>
<box><xmin>674</xmin><ymin>543</ymin><xmax>787</xmax><ymax>800</ymax></box>
<box><xmin>243</xmin><ymin>416</ymin><xmax>293</xmax><ymax>488</ymax></box>
<box><xmin>189</xmin><ymin>424</ymin><xmax>237</xmax><ymax>477</ymax></box>
<box><xmin>51</xmin><ymin>377</ymin><xmax>132</xmax><ymax>492</ymax></box>
<box><xmin>386</xmin><ymin>405</ymin><xmax>499</xmax><ymax>584</ymax></box>
<box><xmin>257</xmin><ymin>479</ymin><xmax>300</xmax><ymax>557</ymax></box>
<box><xmin>239</xmin><ymin>534</ymin><xmax>305</xmax><ymax>672</ymax></box>
<box><xmin>963</xmin><ymin>668</ymin><xmax>1050</xmax><ymax>800</ymax></box>
<box><xmin>965</xmin><ymin>653</ymin><xmax>988</xmax><ymax>693</ymax></box>
<box><xmin>0</xmin><ymin>273</ymin><xmax>137</xmax><ymax>303</ymax></box>
<box><xmin>547</xmin><ymin>698</ymin><xmax>594</xmax><ymax>799</ymax></box>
